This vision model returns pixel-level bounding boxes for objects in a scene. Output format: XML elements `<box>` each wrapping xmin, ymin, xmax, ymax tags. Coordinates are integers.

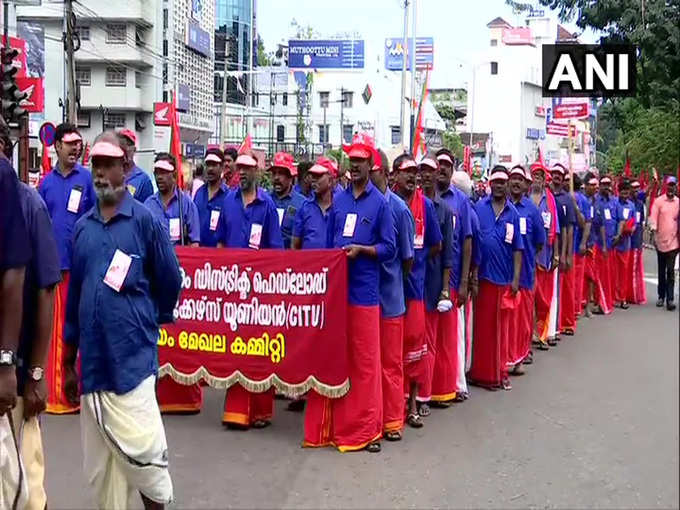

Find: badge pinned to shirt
<box><xmin>604</xmin><ymin>208</ymin><xmax>612</xmax><ymax>220</ymax></box>
<box><xmin>414</xmin><ymin>233</ymin><xmax>424</xmax><ymax>249</ymax></box>
<box><xmin>343</xmin><ymin>213</ymin><xmax>357</xmax><ymax>237</ymax></box>
<box><xmin>169</xmin><ymin>218</ymin><xmax>180</xmax><ymax>241</ymax></box>
<box><xmin>249</xmin><ymin>223</ymin><xmax>263</xmax><ymax>249</ymax></box>
<box><xmin>452</xmin><ymin>215</ymin><xmax>457</xmax><ymax>230</ymax></box>
<box><xmin>276</xmin><ymin>208</ymin><xmax>285</xmax><ymax>226</ymax></box>
<box><xmin>209</xmin><ymin>209</ymin><xmax>220</xmax><ymax>231</ymax></box>
<box><xmin>635</xmin><ymin>211</ymin><xmax>641</xmax><ymax>223</ymax></box>
<box><xmin>103</xmin><ymin>249</ymin><xmax>133</xmax><ymax>292</ymax></box>
<box><xmin>67</xmin><ymin>185</ymin><xmax>83</xmax><ymax>213</ymax></box>
<box><xmin>541</xmin><ymin>211</ymin><xmax>551</xmax><ymax>229</ymax></box>
<box><xmin>127</xmin><ymin>184</ymin><xmax>137</xmax><ymax>196</ymax></box>
<box><xmin>505</xmin><ymin>222</ymin><xmax>514</xmax><ymax>244</ymax></box>
<box><xmin>590</xmin><ymin>206</ymin><xmax>594</xmax><ymax>218</ymax></box>
<box><xmin>562</xmin><ymin>205</ymin><xmax>567</xmax><ymax>216</ymax></box>
<box><xmin>519</xmin><ymin>217</ymin><xmax>527</xmax><ymax>235</ymax></box>
<box><xmin>622</xmin><ymin>208</ymin><xmax>630</xmax><ymax>220</ymax></box>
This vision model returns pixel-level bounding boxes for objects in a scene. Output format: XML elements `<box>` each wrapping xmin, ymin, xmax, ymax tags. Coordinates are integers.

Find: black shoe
<box><xmin>656</xmin><ymin>298</ymin><xmax>665</xmax><ymax>307</ymax></box>
<box><xmin>286</xmin><ymin>399</ymin><xmax>306</xmax><ymax>412</ymax></box>
<box><xmin>667</xmin><ymin>302</ymin><xmax>677</xmax><ymax>311</ymax></box>
<box><xmin>620</xmin><ymin>302</ymin><xmax>630</xmax><ymax>310</ymax></box>
<box><xmin>547</xmin><ymin>337</ymin><xmax>558</xmax><ymax>346</ymax></box>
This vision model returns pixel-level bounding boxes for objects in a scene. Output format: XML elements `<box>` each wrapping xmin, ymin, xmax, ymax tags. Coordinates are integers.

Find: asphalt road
<box><xmin>41</xmin><ymin>253</ymin><xmax>679</xmax><ymax>509</ymax></box>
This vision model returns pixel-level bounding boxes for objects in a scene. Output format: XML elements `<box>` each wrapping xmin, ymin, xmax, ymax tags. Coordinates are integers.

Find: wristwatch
<box><xmin>28</xmin><ymin>367</ymin><xmax>44</xmax><ymax>381</ymax></box>
<box><xmin>0</xmin><ymin>349</ymin><xmax>16</xmax><ymax>366</ymax></box>
<box><xmin>440</xmin><ymin>290</ymin><xmax>450</xmax><ymax>299</ymax></box>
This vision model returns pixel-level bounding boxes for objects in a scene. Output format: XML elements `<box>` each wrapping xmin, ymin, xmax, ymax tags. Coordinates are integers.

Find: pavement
<box><xmin>41</xmin><ymin>252</ymin><xmax>679</xmax><ymax>509</ymax></box>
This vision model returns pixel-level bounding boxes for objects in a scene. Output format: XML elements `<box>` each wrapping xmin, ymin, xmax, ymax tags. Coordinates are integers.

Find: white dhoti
<box><xmin>81</xmin><ymin>375</ymin><xmax>173</xmax><ymax>509</ymax></box>
<box><xmin>455</xmin><ymin>304</ymin><xmax>468</xmax><ymax>395</ymax></box>
<box><xmin>547</xmin><ymin>269</ymin><xmax>559</xmax><ymax>339</ymax></box>
<box><xmin>0</xmin><ymin>411</ymin><xmax>29</xmax><ymax>510</ymax></box>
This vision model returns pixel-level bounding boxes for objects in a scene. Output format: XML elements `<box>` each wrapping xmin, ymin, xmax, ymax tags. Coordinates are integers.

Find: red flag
<box><xmin>238</xmin><ymin>133</ymin><xmax>252</xmax><ymax>155</ymax></box>
<box><xmin>463</xmin><ymin>146</ymin><xmax>471</xmax><ymax>175</ymax></box>
<box><xmin>40</xmin><ymin>144</ymin><xmax>51</xmax><ymax>177</ymax></box>
<box><xmin>649</xmin><ymin>179</ymin><xmax>659</xmax><ymax>213</ymax></box>
<box><xmin>412</xmin><ymin>66</ymin><xmax>431</xmax><ymax>159</ymax></box>
<box><xmin>169</xmin><ymin>91</ymin><xmax>183</xmax><ymax>189</ymax></box>
<box><xmin>623</xmin><ymin>157</ymin><xmax>631</xmax><ymax>177</ymax></box>
<box><xmin>538</xmin><ymin>146</ymin><xmax>546</xmax><ymax>168</ymax></box>
<box><xmin>81</xmin><ymin>142</ymin><xmax>90</xmax><ymax>167</ymax></box>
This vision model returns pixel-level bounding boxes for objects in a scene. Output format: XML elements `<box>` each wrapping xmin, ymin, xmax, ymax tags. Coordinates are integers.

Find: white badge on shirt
<box><xmin>169</xmin><ymin>218</ymin><xmax>180</xmax><ymax>241</ymax></box>
<box><xmin>249</xmin><ymin>223</ymin><xmax>263</xmax><ymax>249</ymax></box>
<box><xmin>277</xmin><ymin>207</ymin><xmax>285</xmax><ymax>226</ymax></box>
<box><xmin>67</xmin><ymin>188</ymin><xmax>82</xmax><ymax>213</ymax></box>
<box><xmin>103</xmin><ymin>249</ymin><xmax>132</xmax><ymax>292</ymax></box>
<box><xmin>541</xmin><ymin>211</ymin><xmax>551</xmax><ymax>229</ymax></box>
<box><xmin>452</xmin><ymin>215</ymin><xmax>457</xmax><ymax>230</ymax></box>
<box><xmin>127</xmin><ymin>184</ymin><xmax>137</xmax><ymax>196</ymax></box>
<box><xmin>604</xmin><ymin>208</ymin><xmax>612</xmax><ymax>220</ymax></box>
<box><xmin>209</xmin><ymin>209</ymin><xmax>220</xmax><ymax>231</ymax></box>
<box><xmin>505</xmin><ymin>222</ymin><xmax>514</xmax><ymax>244</ymax></box>
<box><xmin>414</xmin><ymin>233</ymin><xmax>424</xmax><ymax>249</ymax></box>
<box><xmin>562</xmin><ymin>205</ymin><xmax>567</xmax><ymax>216</ymax></box>
<box><xmin>590</xmin><ymin>206</ymin><xmax>594</xmax><ymax>218</ymax></box>
<box><xmin>343</xmin><ymin>213</ymin><xmax>357</xmax><ymax>237</ymax></box>
<box><xmin>519</xmin><ymin>217</ymin><xmax>527</xmax><ymax>235</ymax></box>
<box><xmin>622</xmin><ymin>208</ymin><xmax>630</xmax><ymax>219</ymax></box>
<box><xmin>635</xmin><ymin>211</ymin><xmax>641</xmax><ymax>223</ymax></box>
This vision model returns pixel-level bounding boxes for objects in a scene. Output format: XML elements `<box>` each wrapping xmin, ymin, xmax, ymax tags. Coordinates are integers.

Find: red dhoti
<box><xmin>46</xmin><ymin>271</ymin><xmax>79</xmax><ymax>414</ymax></box>
<box><xmin>380</xmin><ymin>315</ymin><xmax>404</xmax><ymax>433</ymax></box>
<box><xmin>469</xmin><ymin>280</ymin><xmax>510</xmax><ymax>388</ymax></box>
<box><xmin>507</xmin><ymin>288</ymin><xmax>533</xmax><ymax>367</ymax></box>
<box><xmin>628</xmin><ymin>248</ymin><xmax>647</xmax><ymax>304</ymax></box>
<box><xmin>303</xmin><ymin>305</ymin><xmax>382</xmax><ymax>451</ymax></box>
<box><xmin>573</xmin><ymin>253</ymin><xmax>586</xmax><ymax>317</ymax></box>
<box><xmin>594</xmin><ymin>246</ymin><xmax>613</xmax><ymax>314</ymax></box>
<box><xmin>534</xmin><ymin>267</ymin><xmax>555</xmax><ymax>343</ymax></box>
<box><xmin>614</xmin><ymin>250</ymin><xmax>632</xmax><ymax>304</ymax></box>
<box><xmin>403</xmin><ymin>300</ymin><xmax>428</xmax><ymax>392</ymax></box>
<box><xmin>559</xmin><ymin>267</ymin><xmax>576</xmax><ymax>334</ymax></box>
<box><xmin>157</xmin><ymin>377</ymin><xmax>203</xmax><ymax>413</ymax></box>
<box><xmin>429</xmin><ymin>306</ymin><xmax>458</xmax><ymax>402</ymax></box>
<box><xmin>223</xmin><ymin>385</ymin><xmax>274</xmax><ymax>426</ymax></box>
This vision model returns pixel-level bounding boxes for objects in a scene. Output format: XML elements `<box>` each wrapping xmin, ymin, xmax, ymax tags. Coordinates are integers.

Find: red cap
<box><xmin>308</xmin><ymin>163</ymin><xmax>330</xmax><ymax>175</ymax></box>
<box><xmin>316</xmin><ymin>156</ymin><xmax>339</xmax><ymax>177</ymax></box>
<box><xmin>418</xmin><ymin>157</ymin><xmax>439</xmax><ymax>171</ymax></box>
<box><xmin>399</xmin><ymin>159</ymin><xmax>417</xmax><ymax>171</ymax></box>
<box><xmin>90</xmin><ymin>141</ymin><xmax>124</xmax><ymax>158</ymax></box>
<box><xmin>270</xmin><ymin>152</ymin><xmax>296</xmax><ymax>176</ymax></box>
<box><xmin>119</xmin><ymin>129</ymin><xmax>137</xmax><ymax>146</ymax></box>
<box><xmin>62</xmin><ymin>132</ymin><xmax>82</xmax><ymax>144</ymax></box>
<box><xmin>154</xmin><ymin>160</ymin><xmax>175</xmax><ymax>172</ymax></box>
<box><xmin>236</xmin><ymin>153</ymin><xmax>257</xmax><ymax>167</ymax></box>
<box><xmin>530</xmin><ymin>162</ymin><xmax>548</xmax><ymax>175</ymax></box>
<box><xmin>342</xmin><ymin>132</ymin><xmax>379</xmax><ymax>164</ymax></box>
<box><xmin>489</xmin><ymin>171</ymin><xmax>509</xmax><ymax>182</ymax></box>
<box><xmin>551</xmin><ymin>163</ymin><xmax>567</xmax><ymax>175</ymax></box>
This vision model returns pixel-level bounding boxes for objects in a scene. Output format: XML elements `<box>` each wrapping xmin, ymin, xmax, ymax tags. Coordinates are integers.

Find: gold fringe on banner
<box><xmin>158</xmin><ymin>364</ymin><xmax>351</xmax><ymax>399</ymax></box>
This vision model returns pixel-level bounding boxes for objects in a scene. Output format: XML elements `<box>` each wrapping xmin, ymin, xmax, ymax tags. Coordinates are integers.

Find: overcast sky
<box><xmin>256</xmin><ymin>0</ymin><xmax>600</xmax><ymax>88</ymax></box>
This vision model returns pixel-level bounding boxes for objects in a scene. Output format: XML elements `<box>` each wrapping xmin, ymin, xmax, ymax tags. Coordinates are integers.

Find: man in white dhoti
<box><xmin>62</xmin><ymin>133</ymin><xmax>182</xmax><ymax>509</ymax></box>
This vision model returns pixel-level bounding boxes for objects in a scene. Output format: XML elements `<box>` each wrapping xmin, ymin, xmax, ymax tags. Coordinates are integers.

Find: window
<box><xmin>76</xmin><ymin>26</ymin><xmax>90</xmax><ymax>41</ymax></box>
<box><xmin>163</xmin><ymin>9</ymin><xmax>169</xmax><ymax>30</ymax></box>
<box><xmin>135</xmin><ymin>71</ymin><xmax>142</xmax><ymax>88</ymax></box>
<box><xmin>319</xmin><ymin>91</ymin><xmax>329</xmax><ymax>108</ymax></box>
<box><xmin>105</xmin><ymin>66</ymin><xmax>126</xmax><ymax>87</ymax></box>
<box><xmin>135</xmin><ymin>28</ymin><xmax>145</xmax><ymax>47</ymax></box>
<box><xmin>163</xmin><ymin>39</ymin><xmax>168</xmax><ymax>56</ymax></box>
<box><xmin>77</xmin><ymin>111</ymin><xmax>91</xmax><ymax>128</ymax></box>
<box><xmin>106</xmin><ymin>23</ymin><xmax>126</xmax><ymax>44</ymax></box>
<box><xmin>75</xmin><ymin>66</ymin><xmax>91</xmax><ymax>86</ymax></box>
<box><xmin>318</xmin><ymin>124</ymin><xmax>329</xmax><ymax>144</ymax></box>
<box><xmin>490</xmin><ymin>61</ymin><xmax>498</xmax><ymax>75</ymax></box>
<box><xmin>343</xmin><ymin>124</ymin><xmax>354</xmax><ymax>144</ymax></box>
<box><xmin>105</xmin><ymin>112</ymin><xmax>126</xmax><ymax>129</ymax></box>
<box><xmin>390</xmin><ymin>126</ymin><xmax>401</xmax><ymax>145</ymax></box>
<box><xmin>342</xmin><ymin>91</ymin><xmax>353</xmax><ymax>108</ymax></box>
<box><xmin>282</xmin><ymin>92</ymin><xmax>288</xmax><ymax>106</ymax></box>
<box><xmin>490</xmin><ymin>39</ymin><xmax>497</xmax><ymax>46</ymax></box>
<box><xmin>276</xmin><ymin>125</ymin><xmax>285</xmax><ymax>142</ymax></box>
<box><xmin>162</xmin><ymin>63</ymin><xmax>168</xmax><ymax>85</ymax></box>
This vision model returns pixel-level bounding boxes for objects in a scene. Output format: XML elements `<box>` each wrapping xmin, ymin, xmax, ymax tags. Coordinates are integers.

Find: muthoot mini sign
<box><xmin>542</xmin><ymin>44</ymin><xmax>637</xmax><ymax>97</ymax></box>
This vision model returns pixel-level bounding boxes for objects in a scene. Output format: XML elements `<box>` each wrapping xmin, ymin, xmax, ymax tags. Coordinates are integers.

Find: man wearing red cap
<box><xmin>292</xmin><ymin>157</ymin><xmax>335</xmax><ymax>250</ymax></box>
<box><xmin>571</xmin><ymin>174</ymin><xmax>593</xmax><ymax>319</ymax></box>
<box><xmin>268</xmin><ymin>152</ymin><xmax>306</xmax><ymax>249</ymax></box>
<box><xmin>581</xmin><ymin>174</ymin><xmax>603</xmax><ymax>316</ymax></box>
<box><xmin>612</xmin><ymin>179</ymin><xmax>636</xmax><ymax>309</ymax></box>
<box><xmin>304</xmin><ymin>133</ymin><xmax>395</xmax><ymax>452</ymax></box>
<box><xmin>193</xmin><ymin>148</ymin><xmax>230</xmax><ymax>247</ymax></box>
<box><xmin>593</xmin><ymin>176</ymin><xmax>617</xmax><ymax>314</ymax></box>
<box><xmin>628</xmin><ymin>180</ymin><xmax>647</xmax><ymax>305</ymax></box>
<box><xmin>118</xmin><ymin>129</ymin><xmax>154</xmax><ymax>204</ymax></box>
<box><xmin>38</xmin><ymin>123</ymin><xmax>97</xmax><ymax>414</ymax></box>
<box><xmin>469</xmin><ymin>167</ymin><xmax>523</xmax><ymax>391</ymax></box>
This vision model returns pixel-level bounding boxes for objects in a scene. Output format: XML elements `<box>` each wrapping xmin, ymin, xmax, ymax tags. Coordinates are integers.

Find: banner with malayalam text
<box><xmin>158</xmin><ymin>247</ymin><xmax>350</xmax><ymax>398</ymax></box>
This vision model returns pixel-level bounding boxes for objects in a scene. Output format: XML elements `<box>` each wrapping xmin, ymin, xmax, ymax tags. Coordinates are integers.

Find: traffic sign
<box><xmin>39</xmin><ymin>121</ymin><xmax>56</xmax><ymax>146</ymax></box>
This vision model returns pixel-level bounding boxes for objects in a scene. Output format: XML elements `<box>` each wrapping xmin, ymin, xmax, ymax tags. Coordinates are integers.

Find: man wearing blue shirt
<box><xmin>507</xmin><ymin>166</ymin><xmax>545</xmax><ymax>374</ymax></box>
<box><xmin>268</xmin><ymin>152</ymin><xmax>306</xmax><ymax>249</ymax></box>
<box><xmin>470</xmin><ymin>168</ymin><xmax>523</xmax><ymax>391</ymax></box>
<box><xmin>38</xmin><ymin>123</ymin><xmax>96</xmax><ymax>414</ymax></box>
<box><xmin>612</xmin><ymin>179</ymin><xmax>636</xmax><ymax>309</ymax></box>
<box><xmin>571</xmin><ymin>174</ymin><xmax>593</xmax><ymax>319</ymax></box>
<box><xmin>304</xmin><ymin>133</ymin><xmax>395</xmax><ymax>452</ymax></box>
<box><xmin>582</xmin><ymin>174</ymin><xmax>602</xmax><ymax>316</ymax></box>
<box><xmin>63</xmin><ymin>133</ymin><xmax>181</xmax><ymax>508</ymax></box>
<box><xmin>119</xmin><ymin>129</ymin><xmax>153</xmax><ymax>203</ymax></box>
<box><xmin>629</xmin><ymin>180</ymin><xmax>647</xmax><ymax>304</ymax></box>
<box><xmin>217</xmin><ymin>150</ymin><xmax>283</xmax><ymax>430</ymax></box>
<box><xmin>292</xmin><ymin>158</ymin><xmax>335</xmax><ymax>250</ymax></box>
<box><xmin>593</xmin><ymin>175</ymin><xmax>617</xmax><ymax>314</ymax></box>
<box><xmin>194</xmin><ymin>148</ymin><xmax>229</xmax><ymax>247</ymax></box>
<box><xmin>293</xmin><ymin>161</ymin><xmax>313</xmax><ymax>199</ymax></box>
<box><xmin>370</xmin><ymin>150</ymin><xmax>414</xmax><ymax>440</ymax></box>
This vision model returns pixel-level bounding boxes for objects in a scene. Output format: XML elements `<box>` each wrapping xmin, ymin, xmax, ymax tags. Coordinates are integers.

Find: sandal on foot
<box><xmin>511</xmin><ymin>365</ymin><xmax>525</xmax><ymax>376</ymax></box>
<box><xmin>286</xmin><ymin>399</ymin><xmax>306</xmax><ymax>412</ymax></box>
<box><xmin>501</xmin><ymin>378</ymin><xmax>512</xmax><ymax>390</ymax></box>
<box><xmin>417</xmin><ymin>402</ymin><xmax>431</xmax><ymax>417</ymax></box>
<box><xmin>252</xmin><ymin>420</ymin><xmax>270</xmax><ymax>429</ymax></box>
<box><xmin>365</xmin><ymin>441</ymin><xmax>382</xmax><ymax>452</ymax></box>
<box><xmin>385</xmin><ymin>430</ymin><xmax>402</xmax><ymax>441</ymax></box>
<box><xmin>430</xmin><ymin>400</ymin><xmax>452</xmax><ymax>409</ymax></box>
<box><xmin>407</xmin><ymin>413</ymin><xmax>423</xmax><ymax>429</ymax></box>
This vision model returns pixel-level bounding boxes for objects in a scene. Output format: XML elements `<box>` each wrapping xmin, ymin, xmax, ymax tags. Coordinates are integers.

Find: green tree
<box><xmin>256</xmin><ymin>36</ymin><xmax>272</xmax><ymax>66</ymax></box>
<box><xmin>442</xmin><ymin>130</ymin><xmax>464</xmax><ymax>160</ymax></box>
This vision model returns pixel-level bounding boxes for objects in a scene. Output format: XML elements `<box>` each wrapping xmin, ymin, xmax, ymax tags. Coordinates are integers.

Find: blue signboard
<box><xmin>186</xmin><ymin>21</ymin><xmax>210</xmax><ymax>57</ymax></box>
<box><xmin>184</xmin><ymin>143</ymin><xmax>205</xmax><ymax>159</ymax></box>
<box><xmin>384</xmin><ymin>37</ymin><xmax>434</xmax><ymax>71</ymax></box>
<box><xmin>288</xmin><ymin>39</ymin><xmax>364</xmax><ymax>70</ymax></box>
<box><xmin>177</xmin><ymin>83</ymin><xmax>190</xmax><ymax>112</ymax></box>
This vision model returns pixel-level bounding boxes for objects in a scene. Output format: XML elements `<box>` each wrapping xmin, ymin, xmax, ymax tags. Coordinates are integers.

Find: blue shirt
<box><xmin>65</xmin><ymin>193</ymin><xmax>181</xmax><ymax>395</ymax></box>
<box><xmin>553</xmin><ymin>190</ymin><xmax>577</xmax><ymax>235</ymax></box>
<box><xmin>533</xmin><ymin>192</ymin><xmax>561</xmax><ymax>269</ymax></box>
<box><xmin>328</xmin><ymin>180</ymin><xmax>396</xmax><ymax>306</ymax></box>
<box><xmin>293</xmin><ymin>198</ymin><xmax>332</xmax><ymax>249</ymax></box>
<box><xmin>586</xmin><ymin>194</ymin><xmax>600</xmax><ymax>248</ymax></box>
<box><xmin>193</xmin><ymin>183</ymin><xmax>229</xmax><ymax>247</ymax></box>
<box><xmin>38</xmin><ymin>163</ymin><xmax>97</xmax><ymax>270</ymax></box>
<box><xmin>379</xmin><ymin>190</ymin><xmax>414</xmax><ymax>318</ymax></box>
<box><xmin>125</xmin><ymin>165</ymin><xmax>154</xmax><ymax>203</ymax></box>
<box><xmin>513</xmin><ymin>197</ymin><xmax>545</xmax><ymax>290</ymax></box>
<box><xmin>439</xmin><ymin>185</ymin><xmax>473</xmax><ymax>291</ymax></box>
<box><xmin>0</xmin><ymin>159</ymin><xmax>31</xmax><ymax>270</ymax></box>
<box><xmin>16</xmin><ymin>183</ymin><xmax>61</xmax><ymax>395</ymax></box>
<box><xmin>293</xmin><ymin>183</ymin><xmax>313</xmax><ymax>199</ymax></box>
<box><xmin>615</xmin><ymin>198</ymin><xmax>635</xmax><ymax>252</ymax></box>
<box><xmin>474</xmin><ymin>196</ymin><xmax>524</xmax><ymax>286</ymax></box>
<box><xmin>269</xmin><ymin>189</ymin><xmax>306</xmax><ymax>249</ymax></box>
<box><xmin>216</xmin><ymin>187</ymin><xmax>284</xmax><ymax>249</ymax></box>
<box><xmin>595</xmin><ymin>194</ymin><xmax>619</xmax><ymax>249</ymax></box>
<box><xmin>573</xmin><ymin>192</ymin><xmax>593</xmax><ymax>253</ymax></box>
<box><xmin>470</xmin><ymin>205</ymin><xmax>482</xmax><ymax>268</ymax></box>
<box><xmin>144</xmin><ymin>188</ymin><xmax>201</xmax><ymax>245</ymax></box>
<box><xmin>632</xmin><ymin>199</ymin><xmax>645</xmax><ymax>249</ymax></box>
<box><xmin>403</xmin><ymin>195</ymin><xmax>442</xmax><ymax>301</ymax></box>
<box><xmin>425</xmin><ymin>197</ymin><xmax>454</xmax><ymax>311</ymax></box>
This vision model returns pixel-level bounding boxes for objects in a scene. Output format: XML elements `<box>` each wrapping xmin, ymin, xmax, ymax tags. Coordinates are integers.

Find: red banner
<box><xmin>16</xmin><ymin>77</ymin><xmax>44</xmax><ymax>113</ymax></box>
<box><xmin>1</xmin><ymin>36</ymin><xmax>27</xmax><ymax>78</ymax></box>
<box><xmin>553</xmin><ymin>102</ymin><xmax>589</xmax><ymax>120</ymax></box>
<box><xmin>158</xmin><ymin>247</ymin><xmax>350</xmax><ymax>398</ymax></box>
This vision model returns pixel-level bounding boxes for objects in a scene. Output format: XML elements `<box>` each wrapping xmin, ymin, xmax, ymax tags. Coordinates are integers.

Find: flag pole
<box><xmin>568</xmin><ymin>119</ymin><xmax>574</xmax><ymax>193</ymax></box>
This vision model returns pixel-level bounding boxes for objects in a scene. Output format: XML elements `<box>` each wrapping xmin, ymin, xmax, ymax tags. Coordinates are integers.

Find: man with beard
<box><xmin>216</xmin><ymin>150</ymin><xmax>283</xmax><ymax>430</ymax></box>
<box><xmin>593</xmin><ymin>175</ymin><xmax>618</xmax><ymax>314</ymax></box>
<box><xmin>571</xmin><ymin>174</ymin><xmax>593</xmax><ymax>318</ymax></box>
<box><xmin>435</xmin><ymin>149</ymin><xmax>473</xmax><ymax>401</ymax></box>
<box><xmin>649</xmin><ymin>176</ymin><xmax>679</xmax><ymax>311</ymax></box>
<box><xmin>612</xmin><ymin>180</ymin><xmax>636</xmax><ymax>309</ymax></box>
<box><xmin>194</xmin><ymin>149</ymin><xmax>230</xmax><ymax>247</ymax></box>
<box><xmin>628</xmin><ymin>180</ymin><xmax>647</xmax><ymax>304</ymax></box>
<box><xmin>507</xmin><ymin>166</ymin><xmax>544</xmax><ymax>375</ymax></box>
<box><xmin>38</xmin><ymin>123</ymin><xmax>96</xmax><ymax>414</ymax></box>
<box><xmin>292</xmin><ymin>157</ymin><xmax>335</xmax><ymax>250</ymax></box>
<box><xmin>63</xmin><ymin>132</ymin><xmax>181</xmax><ymax>508</ymax></box>
<box><xmin>393</xmin><ymin>154</ymin><xmax>442</xmax><ymax>425</ymax></box>
<box><xmin>224</xmin><ymin>147</ymin><xmax>240</xmax><ymax>189</ymax></box>
<box><xmin>529</xmin><ymin>163</ymin><xmax>560</xmax><ymax>348</ymax></box>
<box><xmin>304</xmin><ymin>133</ymin><xmax>395</xmax><ymax>452</ymax></box>
<box><xmin>469</xmin><ymin>167</ymin><xmax>523</xmax><ymax>391</ymax></box>
<box><xmin>268</xmin><ymin>152</ymin><xmax>305</xmax><ymax>249</ymax></box>
<box><xmin>118</xmin><ymin>129</ymin><xmax>153</xmax><ymax>203</ymax></box>
<box><xmin>582</xmin><ymin>175</ymin><xmax>604</xmax><ymax>316</ymax></box>
<box><xmin>293</xmin><ymin>161</ymin><xmax>314</xmax><ymax>199</ymax></box>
